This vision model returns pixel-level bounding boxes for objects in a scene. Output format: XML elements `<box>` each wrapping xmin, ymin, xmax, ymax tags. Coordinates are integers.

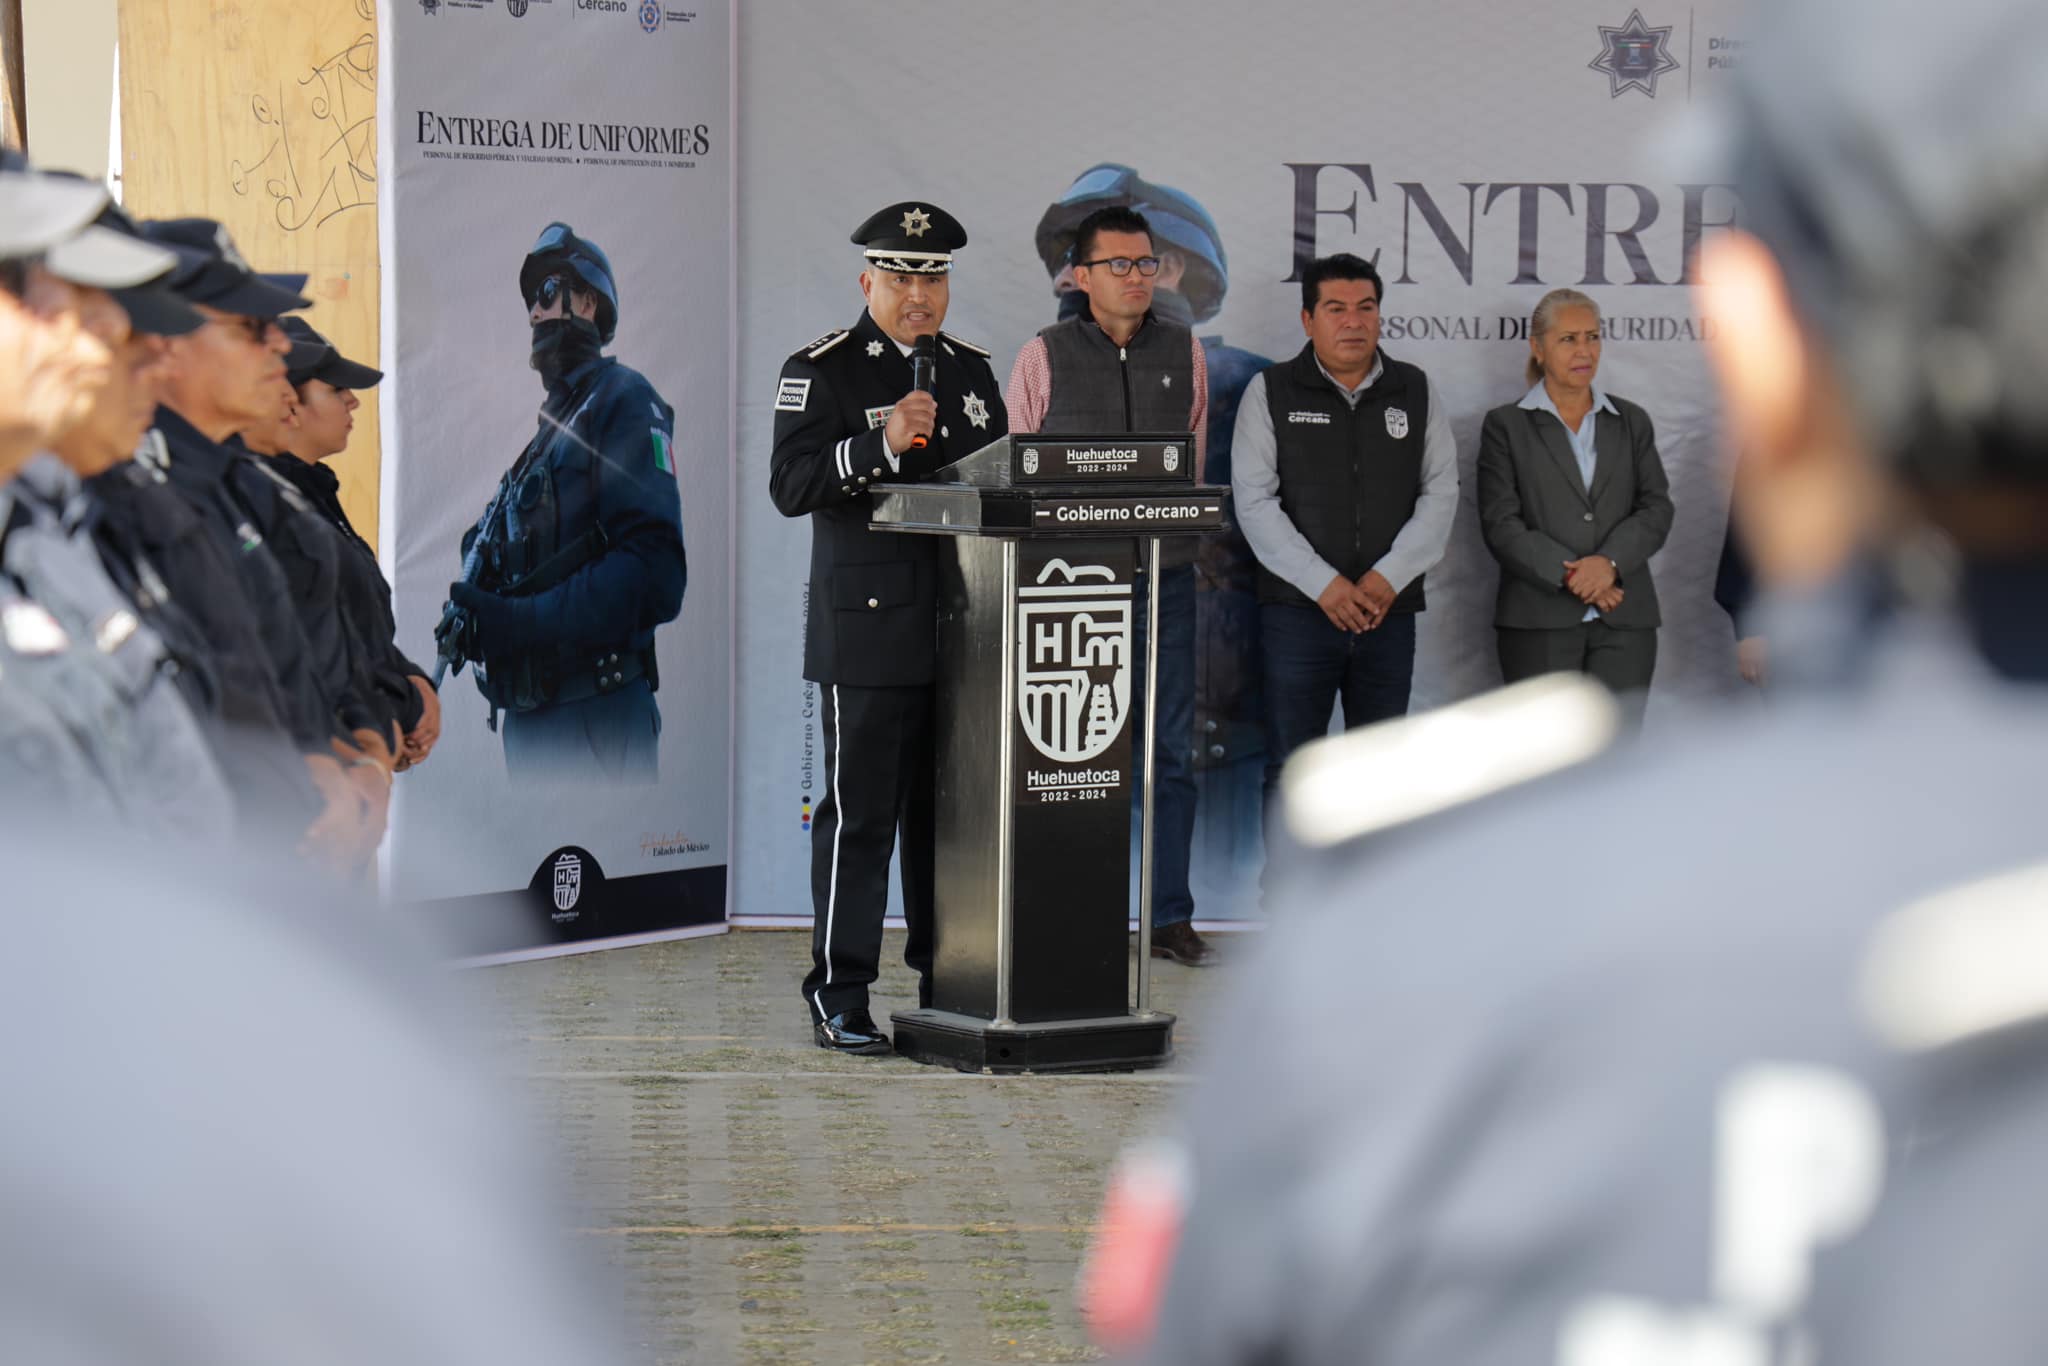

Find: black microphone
<box><xmin>909</xmin><ymin>334</ymin><xmax>937</xmax><ymax>448</ymax></box>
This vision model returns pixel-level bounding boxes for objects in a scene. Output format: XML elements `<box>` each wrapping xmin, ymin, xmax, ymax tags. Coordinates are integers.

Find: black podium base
<box><xmin>890</xmin><ymin>1008</ymin><xmax>1175</xmax><ymax>1075</ymax></box>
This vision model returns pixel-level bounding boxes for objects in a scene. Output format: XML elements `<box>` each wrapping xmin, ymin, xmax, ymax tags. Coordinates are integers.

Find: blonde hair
<box><xmin>1526</xmin><ymin>288</ymin><xmax>1601</xmax><ymax>386</ymax></box>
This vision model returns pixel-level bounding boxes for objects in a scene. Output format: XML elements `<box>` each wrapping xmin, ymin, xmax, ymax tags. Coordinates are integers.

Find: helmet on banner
<box><xmin>1034</xmin><ymin>164</ymin><xmax>1231</xmax><ymax>323</ymax></box>
<box><xmin>1712</xmin><ymin>0</ymin><xmax>2048</xmax><ymax>491</ymax></box>
<box><xmin>519</xmin><ymin>222</ymin><xmax>620</xmax><ymax>345</ymax></box>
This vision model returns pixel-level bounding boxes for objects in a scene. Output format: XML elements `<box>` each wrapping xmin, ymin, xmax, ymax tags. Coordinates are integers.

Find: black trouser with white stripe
<box><xmin>802</xmin><ymin>683</ymin><xmax>936</xmax><ymax>1021</ymax></box>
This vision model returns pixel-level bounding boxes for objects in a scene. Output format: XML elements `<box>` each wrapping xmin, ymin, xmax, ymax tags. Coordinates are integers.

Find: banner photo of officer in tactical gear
<box><xmin>732</xmin><ymin>0</ymin><xmax>1750</xmax><ymax>931</ymax></box>
<box><xmin>381</xmin><ymin>1</ymin><xmax>732</xmax><ymax>956</ymax></box>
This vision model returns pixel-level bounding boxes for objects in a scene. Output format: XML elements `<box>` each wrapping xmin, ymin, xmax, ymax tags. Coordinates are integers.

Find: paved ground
<box><xmin>466</xmin><ymin>927</ymin><xmax>1235</xmax><ymax>1365</ymax></box>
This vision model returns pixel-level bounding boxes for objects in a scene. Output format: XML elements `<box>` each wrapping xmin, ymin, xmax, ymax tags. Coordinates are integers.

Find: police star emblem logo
<box><xmin>901</xmin><ymin>207</ymin><xmax>933</xmax><ymax>238</ymax></box>
<box><xmin>1589</xmin><ymin>9</ymin><xmax>1681</xmax><ymax>98</ymax></box>
<box><xmin>866</xmin><ymin>340</ymin><xmax>885</xmax><ymax>357</ymax></box>
<box><xmin>962</xmin><ymin>391</ymin><xmax>991</xmax><ymax>429</ymax></box>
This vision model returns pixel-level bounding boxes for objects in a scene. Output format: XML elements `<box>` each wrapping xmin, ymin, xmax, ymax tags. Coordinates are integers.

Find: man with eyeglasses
<box><xmin>113</xmin><ymin>216</ymin><xmax>383</xmax><ymax>864</ymax></box>
<box><xmin>1005</xmin><ymin>204</ymin><xmax>1218</xmax><ymax>968</ymax></box>
<box><xmin>438</xmin><ymin>222</ymin><xmax>685</xmax><ymax>783</ymax></box>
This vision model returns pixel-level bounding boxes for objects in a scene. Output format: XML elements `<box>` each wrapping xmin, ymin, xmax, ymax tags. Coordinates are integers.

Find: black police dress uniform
<box><xmin>769</xmin><ymin>309</ymin><xmax>1008</xmax><ymax>1021</ymax></box>
<box><xmin>460</xmin><ymin>354</ymin><xmax>685</xmax><ymax>782</ymax></box>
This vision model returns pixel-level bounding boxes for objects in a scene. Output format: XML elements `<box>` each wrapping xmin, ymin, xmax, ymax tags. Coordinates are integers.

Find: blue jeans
<box><xmin>1130</xmin><ymin>563</ymin><xmax>1197</xmax><ymax>928</ymax></box>
<box><xmin>1259</xmin><ymin>603</ymin><xmax>1416</xmax><ymax>809</ymax></box>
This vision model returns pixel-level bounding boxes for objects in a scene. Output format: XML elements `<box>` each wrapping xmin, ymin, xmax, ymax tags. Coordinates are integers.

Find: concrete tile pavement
<box><xmin>465</xmin><ymin>927</ymin><xmax>1236</xmax><ymax>1365</ymax></box>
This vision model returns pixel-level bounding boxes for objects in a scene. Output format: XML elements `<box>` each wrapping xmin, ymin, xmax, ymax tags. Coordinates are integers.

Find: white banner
<box><xmin>733</xmin><ymin>0</ymin><xmax>1750</xmax><ymax>924</ymax></box>
<box><xmin>379</xmin><ymin>0</ymin><xmax>734</xmax><ymax>953</ymax></box>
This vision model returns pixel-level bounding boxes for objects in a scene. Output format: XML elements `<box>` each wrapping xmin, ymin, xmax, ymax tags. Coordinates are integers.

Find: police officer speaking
<box><xmin>769</xmin><ymin>202</ymin><xmax>1008</xmax><ymax>1054</ymax></box>
<box><xmin>438</xmin><ymin>223</ymin><xmax>686</xmax><ymax>782</ymax></box>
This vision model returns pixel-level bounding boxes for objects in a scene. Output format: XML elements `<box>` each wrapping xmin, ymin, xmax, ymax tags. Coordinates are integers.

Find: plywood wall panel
<box><xmin>118</xmin><ymin>0</ymin><xmax>382</xmax><ymax>547</ymax></box>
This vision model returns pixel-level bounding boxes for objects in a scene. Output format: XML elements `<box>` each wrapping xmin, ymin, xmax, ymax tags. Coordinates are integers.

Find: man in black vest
<box><xmin>770</xmin><ymin>202</ymin><xmax>1008</xmax><ymax>1054</ymax></box>
<box><xmin>1231</xmin><ymin>253</ymin><xmax>1459</xmax><ymax>820</ymax></box>
<box><xmin>1006</xmin><ymin>205</ymin><xmax>1218</xmax><ymax>967</ymax></box>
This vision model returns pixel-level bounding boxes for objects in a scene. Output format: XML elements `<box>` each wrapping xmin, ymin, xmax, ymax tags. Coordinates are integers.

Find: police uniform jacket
<box><xmin>89</xmin><ymin>444</ymin><xmax>326</xmax><ymax>831</ymax></box>
<box><xmin>0</xmin><ymin>463</ymin><xmax>235</xmax><ymax>842</ymax></box>
<box><xmin>463</xmin><ymin>355</ymin><xmax>685</xmax><ymax>710</ymax></box>
<box><xmin>267</xmin><ymin>454</ymin><xmax>428</xmax><ymax>733</ymax></box>
<box><xmin>139</xmin><ymin>409</ymin><xmax>341</xmax><ymax>752</ymax></box>
<box><xmin>768</xmin><ymin>310</ymin><xmax>1007</xmax><ymax>687</ymax></box>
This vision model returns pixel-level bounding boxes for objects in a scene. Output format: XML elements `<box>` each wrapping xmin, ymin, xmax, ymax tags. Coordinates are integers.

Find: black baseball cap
<box><xmin>140</xmin><ymin>217</ymin><xmax>311</xmax><ymax>318</ymax></box>
<box><xmin>279</xmin><ymin>316</ymin><xmax>383</xmax><ymax>390</ymax></box>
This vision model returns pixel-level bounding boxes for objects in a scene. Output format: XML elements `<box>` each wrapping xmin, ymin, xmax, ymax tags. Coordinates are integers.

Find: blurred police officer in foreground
<box><xmin>439</xmin><ymin>223</ymin><xmax>685</xmax><ymax>783</ymax></box>
<box><xmin>769</xmin><ymin>202</ymin><xmax>1007</xmax><ymax>1053</ymax></box>
<box><xmin>0</xmin><ymin>824</ymin><xmax>633</xmax><ymax>1365</ymax></box>
<box><xmin>0</xmin><ymin>160</ymin><xmax>196</xmax><ymax>819</ymax></box>
<box><xmin>3</xmin><ymin>191</ymin><xmax>237</xmax><ymax>844</ymax></box>
<box><xmin>1085</xmin><ymin>0</ymin><xmax>2048</xmax><ymax>1357</ymax></box>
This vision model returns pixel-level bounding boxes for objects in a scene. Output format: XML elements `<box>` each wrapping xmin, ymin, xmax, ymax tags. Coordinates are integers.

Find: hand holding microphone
<box><xmin>883</xmin><ymin>334</ymin><xmax>940</xmax><ymax>456</ymax></box>
<box><xmin>907</xmin><ymin>334</ymin><xmax>938</xmax><ymax>450</ymax></box>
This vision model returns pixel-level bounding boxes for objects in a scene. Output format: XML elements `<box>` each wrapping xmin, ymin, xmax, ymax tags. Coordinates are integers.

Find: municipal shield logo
<box><xmin>1163</xmin><ymin>445</ymin><xmax>1181</xmax><ymax>473</ymax></box>
<box><xmin>1384</xmin><ymin>407</ymin><xmax>1410</xmax><ymax>439</ymax></box>
<box><xmin>1017</xmin><ymin>559</ymin><xmax>1133</xmax><ymax>764</ymax></box>
<box><xmin>1022</xmin><ymin>447</ymin><xmax>1040</xmax><ymax>475</ymax></box>
<box><xmin>553</xmin><ymin>852</ymin><xmax>583</xmax><ymax>912</ymax></box>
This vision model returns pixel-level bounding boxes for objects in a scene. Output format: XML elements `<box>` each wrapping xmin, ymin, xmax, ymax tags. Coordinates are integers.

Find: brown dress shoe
<box><xmin>1149</xmin><ymin>921</ymin><xmax>1218</xmax><ymax>967</ymax></box>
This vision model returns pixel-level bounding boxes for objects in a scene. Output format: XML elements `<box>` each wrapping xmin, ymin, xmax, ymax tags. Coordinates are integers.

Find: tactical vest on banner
<box><xmin>1258</xmin><ymin>343</ymin><xmax>1430</xmax><ymax>613</ymax></box>
<box><xmin>1037</xmin><ymin>312</ymin><xmax>1198</xmax><ymax>565</ymax></box>
<box><xmin>469</xmin><ymin>358</ymin><xmax>660</xmax><ymax>712</ymax></box>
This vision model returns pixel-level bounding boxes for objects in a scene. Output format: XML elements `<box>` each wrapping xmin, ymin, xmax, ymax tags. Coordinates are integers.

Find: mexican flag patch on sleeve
<box><xmin>651</xmin><ymin>428</ymin><xmax>674</xmax><ymax>474</ymax></box>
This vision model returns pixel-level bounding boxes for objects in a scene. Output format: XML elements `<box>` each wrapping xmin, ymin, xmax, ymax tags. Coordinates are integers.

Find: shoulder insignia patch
<box><xmin>804</xmin><ymin>329</ymin><xmax>852</xmax><ymax>360</ymax></box>
<box><xmin>1282</xmin><ymin>674</ymin><xmax>1619</xmax><ymax>848</ymax></box>
<box><xmin>775</xmin><ymin>377</ymin><xmax>813</xmax><ymax>413</ymax></box>
<box><xmin>940</xmin><ymin>330</ymin><xmax>991</xmax><ymax>358</ymax></box>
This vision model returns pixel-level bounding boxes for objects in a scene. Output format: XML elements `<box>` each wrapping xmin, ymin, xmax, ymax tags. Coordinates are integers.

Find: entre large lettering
<box><xmin>1286</xmin><ymin>163</ymin><xmax>1741</xmax><ymax>287</ymax></box>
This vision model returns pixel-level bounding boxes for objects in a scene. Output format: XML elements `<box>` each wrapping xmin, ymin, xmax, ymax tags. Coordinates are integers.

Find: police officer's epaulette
<box><xmin>1862</xmin><ymin>859</ymin><xmax>2048</xmax><ymax>1052</ymax></box>
<box><xmin>1280</xmin><ymin>674</ymin><xmax>1620</xmax><ymax>849</ymax></box>
<box><xmin>802</xmin><ymin>329</ymin><xmax>851</xmax><ymax>360</ymax></box>
<box><xmin>939</xmin><ymin>331</ymin><xmax>991</xmax><ymax>359</ymax></box>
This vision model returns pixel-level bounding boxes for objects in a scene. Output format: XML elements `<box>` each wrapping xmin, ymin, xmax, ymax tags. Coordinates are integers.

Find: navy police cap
<box><xmin>852</xmin><ymin>201</ymin><xmax>966</xmax><ymax>275</ymax></box>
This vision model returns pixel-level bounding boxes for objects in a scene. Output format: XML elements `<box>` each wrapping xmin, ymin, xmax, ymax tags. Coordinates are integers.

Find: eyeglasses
<box><xmin>209</xmin><ymin>314</ymin><xmax>278</xmax><ymax>345</ymax></box>
<box><xmin>1075</xmin><ymin>256</ymin><xmax>1161</xmax><ymax>278</ymax></box>
<box><xmin>528</xmin><ymin>274</ymin><xmax>568</xmax><ymax>312</ymax></box>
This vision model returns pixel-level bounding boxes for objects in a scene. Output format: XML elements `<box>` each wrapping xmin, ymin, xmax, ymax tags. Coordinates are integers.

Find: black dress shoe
<box><xmin>1149</xmin><ymin>920</ymin><xmax>1219</xmax><ymax>967</ymax></box>
<box><xmin>814</xmin><ymin>1008</ymin><xmax>892</xmax><ymax>1055</ymax></box>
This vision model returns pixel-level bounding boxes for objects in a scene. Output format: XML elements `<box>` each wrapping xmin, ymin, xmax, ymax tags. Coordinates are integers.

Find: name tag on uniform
<box><xmin>864</xmin><ymin>405</ymin><xmax>894</xmax><ymax>430</ymax></box>
<box><xmin>775</xmin><ymin>377</ymin><xmax>812</xmax><ymax>413</ymax></box>
<box><xmin>1287</xmin><ymin>410</ymin><xmax>1332</xmax><ymax>426</ymax></box>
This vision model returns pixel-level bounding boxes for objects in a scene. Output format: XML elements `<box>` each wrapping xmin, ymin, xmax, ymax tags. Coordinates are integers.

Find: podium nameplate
<box><xmin>1010</xmin><ymin>435</ymin><xmax>1189</xmax><ymax>485</ymax></box>
<box><xmin>1030</xmin><ymin>496</ymin><xmax>1227</xmax><ymax>534</ymax></box>
<box><xmin>944</xmin><ymin>433</ymin><xmax>1194</xmax><ymax>488</ymax></box>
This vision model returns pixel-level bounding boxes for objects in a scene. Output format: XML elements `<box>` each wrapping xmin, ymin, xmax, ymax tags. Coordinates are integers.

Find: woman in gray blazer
<box><xmin>1476</xmin><ymin>289</ymin><xmax>1674</xmax><ymax>722</ymax></box>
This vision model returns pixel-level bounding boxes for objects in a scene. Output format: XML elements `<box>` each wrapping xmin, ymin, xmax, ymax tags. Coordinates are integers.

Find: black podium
<box><xmin>868</xmin><ymin>432</ymin><xmax>1227</xmax><ymax>1073</ymax></box>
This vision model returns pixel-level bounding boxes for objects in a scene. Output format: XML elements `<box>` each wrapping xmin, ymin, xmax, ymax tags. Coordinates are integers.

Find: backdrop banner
<box><xmin>379</xmin><ymin>0</ymin><xmax>734</xmax><ymax>956</ymax></box>
<box><xmin>734</xmin><ymin>0</ymin><xmax>1750</xmax><ymax>924</ymax></box>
